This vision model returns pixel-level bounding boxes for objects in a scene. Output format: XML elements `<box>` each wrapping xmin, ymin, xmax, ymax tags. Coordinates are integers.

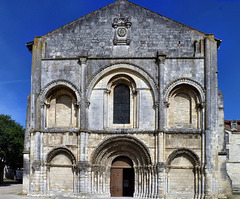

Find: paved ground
<box><xmin>1</xmin><ymin>183</ymin><xmax>240</xmax><ymax>199</ymax></box>
<box><xmin>0</xmin><ymin>183</ymin><xmax>29</xmax><ymax>199</ymax></box>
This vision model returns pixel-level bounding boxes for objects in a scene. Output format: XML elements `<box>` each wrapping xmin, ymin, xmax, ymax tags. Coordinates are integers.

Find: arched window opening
<box><xmin>113</xmin><ymin>84</ymin><xmax>130</xmax><ymax>124</ymax></box>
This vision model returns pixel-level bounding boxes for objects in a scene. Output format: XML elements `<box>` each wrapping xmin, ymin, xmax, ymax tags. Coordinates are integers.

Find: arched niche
<box><xmin>165</xmin><ymin>83</ymin><xmax>203</xmax><ymax>129</ymax></box>
<box><xmin>39</xmin><ymin>80</ymin><xmax>81</xmax><ymax>129</ymax></box>
<box><xmin>44</xmin><ymin>85</ymin><xmax>78</xmax><ymax>128</ymax></box>
<box><xmin>46</xmin><ymin>147</ymin><xmax>76</xmax><ymax>194</ymax></box>
<box><xmin>166</xmin><ymin>148</ymin><xmax>200</xmax><ymax>199</ymax></box>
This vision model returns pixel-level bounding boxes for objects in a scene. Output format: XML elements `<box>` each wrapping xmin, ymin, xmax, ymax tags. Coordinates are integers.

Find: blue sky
<box><xmin>0</xmin><ymin>0</ymin><xmax>240</xmax><ymax>127</ymax></box>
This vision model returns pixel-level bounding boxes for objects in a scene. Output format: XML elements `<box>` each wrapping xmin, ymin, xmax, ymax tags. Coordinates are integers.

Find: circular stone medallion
<box><xmin>117</xmin><ymin>28</ymin><xmax>127</xmax><ymax>37</ymax></box>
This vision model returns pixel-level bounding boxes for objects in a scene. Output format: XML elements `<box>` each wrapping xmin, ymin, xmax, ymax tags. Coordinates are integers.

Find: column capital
<box><xmin>157</xmin><ymin>54</ymin><xmax>167</xmax><ymax>65</ymax></box>
<box><xmin>78</xmin><ymin>56</ymin><xmax>88</xmax><ymax>65</ymax></box>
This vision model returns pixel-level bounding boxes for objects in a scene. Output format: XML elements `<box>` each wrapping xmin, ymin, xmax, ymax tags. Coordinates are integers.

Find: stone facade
<box><xmin>225</xmin><ymin>121</ymin><xmax>240</xmax><ymax>194</ymax></box>
<box><xmin>23</xmin><ymin>0</ymin><xmax>232</xmax><ymax>198</ymax></box>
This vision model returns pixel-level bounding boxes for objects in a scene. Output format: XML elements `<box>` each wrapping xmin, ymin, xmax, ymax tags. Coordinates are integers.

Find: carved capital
<box><xmin>104</xmin><ymin>89</ymin><xmax>111</xmax><ymax>94</ymax></box>
<box><xmin>153</xmin><ymin>102</ymin><xmax>159</xmax><ymax>109</ymax></box>
<box><xmin>32</xmin><ymin>160</ymin><xmax>41</xmax><ymax>172</ymax></box>
<box><xmin>45</xmin><ymin>102</ymin><xmax>50</xmax><ymax>108</ymax></box>
<box><xmin>91</xmin><ymin>165</ymin><xmax>106</xmax><ymax>174</ymax></box>
<box><xmin>197</xmin><ymin>102</ymin><xmax>205</xmax><ymax>109</ymax></box>
<box><xmin>78</xmin><ymin>56</ymin><xmax>88</xmax><ymax>65</ymax></box>
<box><xmin>156</xmin><ymin>162</ymin><xmax>166</xmax><ymax>172</ymax></box>
<box><xmin>85</xmin><ymin>101</ymin><xmax>90</xmax><ymax>108</ymax></box>
<box><xmin>76</xmin><ymin>161</ymin><xmax>91</xmax><ymax>172</ymax></box>
<box><xmin>164</xmin><ymin>101</ymin><xmax>170</xmax><ymax>108</ymax></box>
<box><xmin>157</xmin><ymin>55</ymin><xmax>167</xmax><ymax>64</ymax></box>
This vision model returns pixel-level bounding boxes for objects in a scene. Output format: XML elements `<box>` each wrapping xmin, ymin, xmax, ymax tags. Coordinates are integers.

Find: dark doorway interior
<box><xmin>110</xmin><ymin>156</ymin><xmax>134</xmax><ymax>197</ymax></box>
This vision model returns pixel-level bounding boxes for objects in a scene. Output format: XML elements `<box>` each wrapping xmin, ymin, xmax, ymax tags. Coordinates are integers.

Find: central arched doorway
<box><xmin>110</xmin><ymin>156</ymin><xmax>134</xmax><ymax>197</ymax></box>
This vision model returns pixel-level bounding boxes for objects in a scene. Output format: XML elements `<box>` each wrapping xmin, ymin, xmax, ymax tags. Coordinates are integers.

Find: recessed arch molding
<box><xmin>163</xmin><ymin>78</ymin><xmax>205</xmax><ymax>103</ymax></box>
<box><xmin>86</xmin><ymin>62</ymin><xmax>159</xmax><ymax>104</ymax></box>
<box><xmin>90</xmin><ymin>135</ymin><xmax>152</xmax><ymax>167</ymax></box>
<box><xmin>46</xmin><ymin>146</ymin><xmax>76</xmax><ymax>165</ymax></box>
<box><xmin>39</xmin><ymin>79</ymin><xmax>81</xmax><ymax>105</ymax></box>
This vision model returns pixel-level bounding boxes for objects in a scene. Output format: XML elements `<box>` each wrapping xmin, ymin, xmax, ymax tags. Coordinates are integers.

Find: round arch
<box><xmin>40</xmin><ymin>79</ymin><xmax>81</xmax><ymax>105</ymax></box>
<box><xmin>86</xmin><ymin>63</ymin><xmax>159</xmax><ymax>104</ymax></box>
<box><xmin>166</xmin><ymin>148</ymin><xmax>200</xmax><ymax>167</ymax></box>
<box><xmin>46</xmin><ymin>147</ymin><xmax>76</xmax><ymax>165</ymax></box>
<box><xmin>90</xmin><ymin>135</ymin><xmax>152</xmax><ymax>167</ymax></box>
<box><xmin>163</xmin><ymin>78</ymin><xmax>205</xmax><ymax>103</ymax></box>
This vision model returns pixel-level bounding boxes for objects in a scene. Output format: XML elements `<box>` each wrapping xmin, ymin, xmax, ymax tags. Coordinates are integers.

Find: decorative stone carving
<box><xmin>78</xmin><ymin>56</ymin><xmax>88</xmax><ymax>65</ymax></box>
<box><xmin>76</xmin><ymin>161</ymin><xmax>91</xmax><ymax>172</ymax></box>
<box><xmin>32</xmin><ymin>160</ymin><xmax>41</xmax><ymax>172</ymax></box>
<box><xmin>156</xmin><ymin>162</ymin><xmax>166</xmax><ymax>172</ymax></box>
<box><xmin>112</xmin><ymin>18</ymin><xmax>132</xmax><ymax>45</ymax></box>
<box><xmin>157</xmin><ymin>54</ymin><xmax>167</xmax><ymax>65</ymax></box>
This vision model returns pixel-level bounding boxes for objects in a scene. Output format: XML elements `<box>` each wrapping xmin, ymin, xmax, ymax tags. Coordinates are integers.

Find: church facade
<box><xmin>23</xmin><ymin>0</ymin><xmax>232</xmax><ymax>198</ymax></box>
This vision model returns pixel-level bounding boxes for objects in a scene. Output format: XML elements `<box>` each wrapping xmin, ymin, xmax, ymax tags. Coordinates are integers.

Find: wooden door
<box><xmin>110</xmin><ymin>168</ymin><xmax>123</xmax><ymax>196</ymax></box>
<box><xmin>110</xmin><ymin>156</ymin><xmax>134</xmax><ymax>197</ymax></box>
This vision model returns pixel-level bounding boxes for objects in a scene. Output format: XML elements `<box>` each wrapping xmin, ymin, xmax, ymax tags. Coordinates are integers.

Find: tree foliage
<box><xmin>0</xmin><ymin>114</ymin><xmax>24</xmax><ymax>182</ymax></box>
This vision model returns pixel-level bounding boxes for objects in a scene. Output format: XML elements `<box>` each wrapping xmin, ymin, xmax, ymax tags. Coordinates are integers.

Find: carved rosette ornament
<box><xmin>112</xmin><ymin>17</ymin><xmax>132</xmax><ymax>45</ymax></box>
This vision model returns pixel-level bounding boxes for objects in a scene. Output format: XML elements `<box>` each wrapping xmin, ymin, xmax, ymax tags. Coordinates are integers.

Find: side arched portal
<box><xmin>166</xmin><ymin>148</ymin><xmax>200</xmax><ymax>199</ymax></box>
<box><xmin>46</xmin><ymin>147</ymin><xmax>76</xmax><ymax>195</ymax></box>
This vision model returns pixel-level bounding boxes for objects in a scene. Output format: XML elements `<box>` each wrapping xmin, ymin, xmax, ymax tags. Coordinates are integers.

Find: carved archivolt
<box><xmin>86</xmin><ymin>62</ymin><xmax>159</xmax><ymax>103</ymax></box>
<box><xmin>164</xmin><ymin>78</ymin><xmax>204</xmax><ymax>129</ymax></box>
<box><xmin>166</xmin><ymin>148</ymin><xmax>200</xmax><ymax>167</ymax></box>
<box><xmin>90</xmin><ymin>135</ymin><xmax>152</xmax><ymax>167</ymax></box>
<box><xmin>40</xmin><ymin>79</ymin><xmax>81</xmax><ymax>104</ymax></box>
<box><xmin>46</xmin><ymin>147</ymin><xmax>76</xmax><ymax>165</ymax></box>
<box><xmin>163</xmin><ymin>78</ymin><xmax>205</xmax><ymax>103</ymax></box>
<box><xmin>107</xmin><ymin>74</ymin><xmax>136</xmax><ymax>94</ymax></box>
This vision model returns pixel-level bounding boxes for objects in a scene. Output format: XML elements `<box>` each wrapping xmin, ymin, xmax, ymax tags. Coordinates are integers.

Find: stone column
<box><xmin>157</xmin><ymin>54</ymin><xmax>166</xmax><ymax>163</ymax></box>
<box><xmin>156</xmin><ymin>162</ymin><xmax>166</xmax><ymax>198</ymax></box>
<box><xmin>78</xmin><ymin>56</ymin><xmax>88</xmax><ymax>129</ymax></box>
<box><xmin>155</xmin><ymin>55</ymin><xmax>167</xmax><ymax>199</ymax></box>
<box><xmin>157</xmin><ymin>54</ymin><xmax>166</xmax><ymax>130</ymax></box>
<box><xmin>31</xmin><ymin>132</ymin><xmax>42</xmax><ymax>194</ymax></box>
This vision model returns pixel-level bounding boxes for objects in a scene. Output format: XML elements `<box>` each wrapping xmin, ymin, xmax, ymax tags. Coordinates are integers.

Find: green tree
<box><xmin>0</xmin><ymin>114</ymin><xmax>24</xmax><ymax>183</ymax></box>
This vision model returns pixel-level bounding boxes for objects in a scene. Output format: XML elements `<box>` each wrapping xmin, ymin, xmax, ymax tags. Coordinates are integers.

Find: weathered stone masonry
<box><xmin>23</xmin><ymin>0</ymin><xmax>233</xmax><ymax>198</ymax></box>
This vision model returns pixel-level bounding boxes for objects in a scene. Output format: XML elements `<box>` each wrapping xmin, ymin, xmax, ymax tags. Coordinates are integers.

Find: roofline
<box><xmin>41</xmin><ymin>0</ymin><xmax>121</xmax><ymax>37</ymax></box>
<box><xmin>26</xmin><ymin>41</ymin><xmax>34</xmax><ymax>53</ymax></box>
<box><xmin>215</xmin><ymin>38</ymin><xmax>222</xmax><ymax>49</ymax></box>
<box><xmin>40</xmin><ymin>0</ymin><xmax>212</xmax><ymax>38</ymax></box>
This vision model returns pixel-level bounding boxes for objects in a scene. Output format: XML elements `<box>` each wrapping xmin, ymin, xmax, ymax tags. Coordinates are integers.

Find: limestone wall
<box><xmin>226</xmin><ymin>130</ymin><xmax>240</xmax><ymax>193</ymax></box>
